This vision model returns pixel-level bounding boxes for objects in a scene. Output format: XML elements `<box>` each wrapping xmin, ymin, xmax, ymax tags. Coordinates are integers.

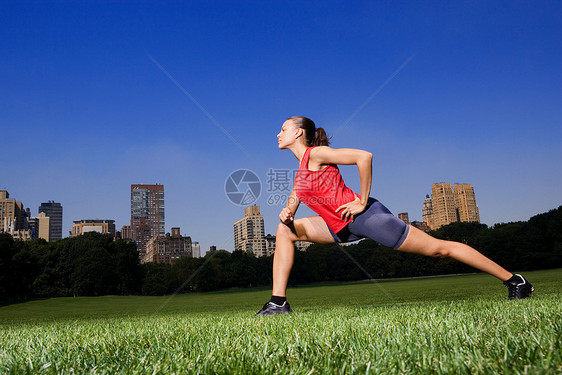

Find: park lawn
<box><xmin>0</xmin><ymin>269</ymin><xmax>560</xmax><ymax>374</ymax></box>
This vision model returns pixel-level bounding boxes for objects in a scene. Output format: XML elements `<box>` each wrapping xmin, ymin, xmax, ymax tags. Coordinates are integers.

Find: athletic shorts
<box><xmin>327</xmin><ymin>197</ymin><xmax>409</xmax><ymax>249</ymax></box>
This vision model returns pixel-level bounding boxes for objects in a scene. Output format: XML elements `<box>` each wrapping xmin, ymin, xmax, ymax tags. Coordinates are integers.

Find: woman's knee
<box><xmin>431</xmin><ymin>240</ymin><xmax>450</xmax><ymax>258</ymax></box>
<box><xmin>409</xmin><ymin>232</ymin><xmax>449</xmax><ymax>258</ymax></box>
<box><xmin>276</xmin><ymin>222</ymin><xmax>297</xmax><ymax>241</ymax></box>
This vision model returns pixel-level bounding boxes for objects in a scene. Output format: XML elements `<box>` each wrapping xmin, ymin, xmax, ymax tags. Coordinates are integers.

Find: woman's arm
<box><xmin>311</xmin><ymin>146</ymin><xmax>373</xmax><ymax>221</ymax></box>
<box><xmin>311</xmin><ymin>146</ymin><xmax>373</xmax><ymax>204</ymax></box>
<box><xmin>279</xmin><ymin>184</ymin><xmax>301</xmax><ymax>224</ymax></box>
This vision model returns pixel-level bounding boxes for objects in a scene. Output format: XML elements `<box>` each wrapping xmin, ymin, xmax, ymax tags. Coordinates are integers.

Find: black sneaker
<box><xmin>256</xmin><ymin>301</ymin><xmax>292</xmax><ymax>316</ymax></box>
<box><xmin>504</xmin><ymin>274</ymin><xmax>534</xmax><ymax>300</ymax></box>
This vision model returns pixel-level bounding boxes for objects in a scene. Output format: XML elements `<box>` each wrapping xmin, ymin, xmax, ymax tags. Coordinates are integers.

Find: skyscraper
<box><xmin>422</xmin><ymin>194</ymin><xmax>435</xmax><ymax>229</ymax></box>
<box><xmin>1</xmin><ymin>190</ymin><xmax>31</xmax><ymax>240</ymax></box>
<box><xmin>120</xmin><ymin>225</ymin><xmax>132</xmax><ymax>240</ymax></box>
<box><xmin>131</xmin><ymin>184</ymin><xmax>165</xmax><ymax>258</ymax></box>
<box><xmin>454</xmin><ymin>183</ymin><xmax>480</xmax><ymax>223</ymax></box>
<box><xmin>424</xmin><ymin>183</ymin><xmax>480</xmax><ymax>229</ymax></box>
<box><xmin>191</xmin><ymin>241</ymin><xmax>201</xmax><ymax>258</ymax></box>
<box><xmin>38</xmin><ymin>201</ymin><xmax>63</xmax><ymax>241</ymax></box>
<box><xmin>233</xmin><ymin>205</ymin><xmax>267</xmax><ymax>256</ymax></box>
<box><xmin>38</xmin><ymin>213</ymin><xmax>50</xmax><ymax>241</ymax></box>
<box><xmin>431</xmin><ymin>183</ymin><xmax>458</xmax><ymax>228</ymax></box>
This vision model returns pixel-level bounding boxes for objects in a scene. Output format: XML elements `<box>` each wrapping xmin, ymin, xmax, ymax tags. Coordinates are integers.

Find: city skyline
<box><xmin>2</xmin><ymin>176</ymin><xmax>556</xmax><ymax>254</ymax></box>
<box><xmin>2</xmin><ymin>2</ymin><xmax>561</xmax><ymax>253</ymax></box>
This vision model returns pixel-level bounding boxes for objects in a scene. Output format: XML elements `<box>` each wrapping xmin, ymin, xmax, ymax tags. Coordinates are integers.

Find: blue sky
<box><xmin>1</xmin><ymin>1</ymin><xmax>561</xmax><ymax>253</ymax></box>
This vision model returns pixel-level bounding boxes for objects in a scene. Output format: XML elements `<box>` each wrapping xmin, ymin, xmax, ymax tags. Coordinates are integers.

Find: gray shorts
<box><xmin>328</xmin><ymin>198</ymin><xmax>409</xmax><ymax>249</ymax></box>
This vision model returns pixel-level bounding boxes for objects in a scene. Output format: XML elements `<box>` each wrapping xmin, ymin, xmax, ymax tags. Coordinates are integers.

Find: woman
<box><xmin>256</xmin><ymin>116</ymin><xmax>534</xmax><ymax>316</ymax></box>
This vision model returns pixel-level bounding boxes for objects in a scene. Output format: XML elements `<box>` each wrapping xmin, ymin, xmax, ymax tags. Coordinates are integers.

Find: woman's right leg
<box><xmin>396</xmin><ymin>225</ymin><xmax>534</xmax><ymax>299</ymax></box>
<box><xmin>272</xmin><ymin>216</ymin><xmax>335</xmax><ymax>297</ymax></box>
<box><xmin>397</xmin><ymin>225</ymin><xmax>513</xmax><ymax>281</ymax></box>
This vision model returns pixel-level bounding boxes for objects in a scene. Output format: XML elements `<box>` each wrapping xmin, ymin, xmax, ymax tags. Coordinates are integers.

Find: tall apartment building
<box><xmin>28</xmin><ymin>212</ymin><xmax>51</xmax><ymax>241</ymax></box>
<box><xmin>1</xmin><ymin>190</ymin><xmax>31</xmax><ymax>239</ymax></box>
<box><xmin>192</xmin><ymin>241</ymin><xmax>201</xmax><ymax>258</ymax></box>
<box><xmin>38</xmin><ymin>201</ymin><xmax>63</xmax><ymax>241</ymax></box>
<box><xmin>120</xmin><ymin>225</ymin><xmax>132</xmax><ymax>240</ymax></box>
<box><xmin>131</xmin><ymin>184</ymin><xmax>165</xmax><ymax>259</ymax></box>
<box><xmin>424</xmin><ymin>183</ymin><xmax>480</xmax><ymax>229</ymax></box>
<box><xmin>431</xmin><ymin>183</ymin><xmax>458</xmax><ymax>228</ymax></box>
<box><xmin>454</xmin><ymin>184</ymin><xmax>480</xmax><ymax>223</ymax></box>
<box><xmin>142</xmin><ymin>227</ymin><xmax>192</xmax><ymax>264</ymax></box>
<box><xmin>233</xmin><ymin>205</ymin><xmax>267</xmax><ymax>256</ymax></box>
<box><xmin>422</xmin><ymin>194</ymin><xmax>434</xmax><ymax>229</ymax></box>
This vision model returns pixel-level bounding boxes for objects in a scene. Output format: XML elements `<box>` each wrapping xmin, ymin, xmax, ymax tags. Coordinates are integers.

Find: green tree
<box><xmin>225</xmin><ymin>250</ymin><xmax>257</xmax><ymax>287</ymax></box>
<box><xmin>430</xmin><ymin>222</ymin><xmax>488</xmax><ymax>244</ymax></box>
<box><xmin>114</xmin><ymin>239</ymin><xmax>142</xmax><ymax>295</ymax></box>
<box><xmin>194</xmin><ymin>250</ymin><xmax>231</xmax><ymax>291</ymax></box>
<box><xmin>72</xmin><ymin>247</ymin><xmax>119</xmax><ymax>296</ymax></box>
<box><xmin>0</xmin><ymin>233</ymin><xmax>16</xmax><ymax>300</ymax></box>
<box><xmin>478</xmin><ymin>222</ymin><xmax>539</xmax><ymax>270</ymax></box>
<box><xmin>141</xmin><ymin>262</ymin><xmax>174</xmax><ymax>295</ymax></box>
<box><xmin>10</xmin><ymin>240</ymin><xmax>41</xmax><ymax>299</ymax></box>
<box><xmin>171</xmin><ymin>257</ymin><xmax>205</xmax><ymax>293</ymax></box>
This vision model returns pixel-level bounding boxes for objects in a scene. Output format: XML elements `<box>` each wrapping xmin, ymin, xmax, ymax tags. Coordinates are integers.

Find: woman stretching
<box><xmin>257</xmin><ymin>116</ymin><xmax>534</xmax><ymax>316</ymax></box>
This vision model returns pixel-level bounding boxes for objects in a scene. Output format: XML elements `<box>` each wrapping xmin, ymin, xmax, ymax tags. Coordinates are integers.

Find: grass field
<box><xmin>0</xmin><ymin>269</ymin><xmax>560</xmax><ymax>374</ymax></box>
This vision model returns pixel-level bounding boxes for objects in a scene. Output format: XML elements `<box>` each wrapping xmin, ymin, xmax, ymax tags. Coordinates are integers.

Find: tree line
<box><xmin>1</xmin><ymin>206</ymin><xmax>560</xmax><ymax>301</ymax></box>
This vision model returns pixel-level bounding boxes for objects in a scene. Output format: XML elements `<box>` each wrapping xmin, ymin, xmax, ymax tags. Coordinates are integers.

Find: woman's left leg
<box><xmin>397</xmin><ymin>225</ymin><xmax>513</xmax><ymax>281</ymax></box>
<box><xmin>272</xmin><ymin>216</ymin><xmax>335</xmax><ymax>297</ymax></box>
<box><xmin>256</xmin><ymin>216</ymin><xmax>336</xmax><ymax>316</ymax></box>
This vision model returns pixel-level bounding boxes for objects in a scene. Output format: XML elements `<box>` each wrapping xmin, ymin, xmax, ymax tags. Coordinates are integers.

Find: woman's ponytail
<box><xmin>287</xmin><ymin>116</ymin><xmax>331</xmax><ymax>147</ymax></box>
<box><xmin>313</xmin><ymin>127</ymin><xmax>330</xmax><ymax>146</ymax></box>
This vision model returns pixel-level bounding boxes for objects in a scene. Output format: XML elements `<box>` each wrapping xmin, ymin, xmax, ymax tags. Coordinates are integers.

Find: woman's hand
<box><xmin>279</xmin><ymin>207</ymin><xmax>295</xmax><ymax>224</ymax></box>
<box><xmin>335</xmin><ymin>195</ymin><xmax>367</xmax><ymax>222</ymax></box>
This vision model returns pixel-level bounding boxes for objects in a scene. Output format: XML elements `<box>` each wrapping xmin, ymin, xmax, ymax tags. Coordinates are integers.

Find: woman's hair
<box><xmin>287</xmin><ymin>116</ymin><xmax>331</xmax><ymax>147</ymax></box>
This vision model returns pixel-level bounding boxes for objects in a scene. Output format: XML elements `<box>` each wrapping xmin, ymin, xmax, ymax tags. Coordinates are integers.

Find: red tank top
<box><xmin>295</xmin><ymin>147</ymin><xmax>358</xmax><ymax>233</ymax></box>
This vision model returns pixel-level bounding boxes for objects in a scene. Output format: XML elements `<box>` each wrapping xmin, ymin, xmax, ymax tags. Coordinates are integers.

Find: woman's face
<box><xmin>277</xmin><ymin>120</ymin><xmax>302</xmax><ymax>149</ymax></box>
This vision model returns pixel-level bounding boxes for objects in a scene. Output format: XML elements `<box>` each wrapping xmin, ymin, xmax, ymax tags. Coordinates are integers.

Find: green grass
<box><xmin>1</xmin><ymin>269</ymin><xmax>561</xmax><ymax>374</ymax></box>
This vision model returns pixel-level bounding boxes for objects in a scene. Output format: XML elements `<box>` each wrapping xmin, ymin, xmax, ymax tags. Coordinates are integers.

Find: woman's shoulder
<box><xmin>308</xmin><ymin>146</ymin><xmax>336</xmax><ymax>169</ymax></box>
<box><xmin>309</xmin><ymin>145</ymin><xmax>333</xmax><ymax>156</ymax></box>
